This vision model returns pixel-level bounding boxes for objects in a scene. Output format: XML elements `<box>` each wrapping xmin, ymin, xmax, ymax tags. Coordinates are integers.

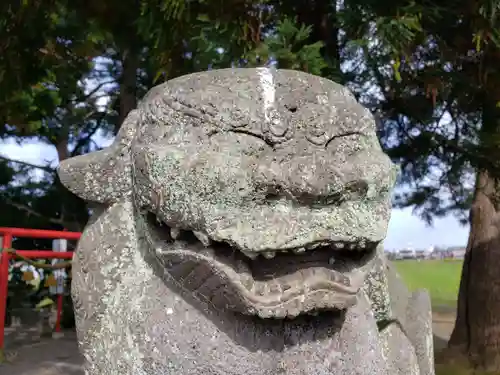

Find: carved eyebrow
<box><xmin>324</xmin><ymin>131</ymin><xmax>363</xmax><ymax>149</ymax></box>
<box><xmin>226</xmin><ymin>129</ymin><xmax>276</xmax><ymax>149</ymax></box>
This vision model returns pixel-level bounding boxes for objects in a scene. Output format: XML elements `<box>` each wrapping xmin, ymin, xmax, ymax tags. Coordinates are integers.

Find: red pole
<box><xmin>0</xmin><ymin>228</ymin><xmax>80</xmax><ymax>240</ymax></box>
<box><xmin>55</xmin><ymin>293</ymin><xmax>64</xmax><ymax>333</ymax></box>
<box><xmin>0</xmin><ymin>234</ymin><xmax>12</xmax><ymax>361</ymax></box>
<box><xmin>12</xmin><ymin>250</ymin><xmax>73</xmax><ymax>259</ymax></box>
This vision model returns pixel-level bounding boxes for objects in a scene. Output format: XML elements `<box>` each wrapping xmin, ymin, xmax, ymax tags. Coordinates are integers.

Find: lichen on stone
<box><xmin>58</xmin><ymin>68</ymin><xmax>434</xmax><ymax>375</ymax></box>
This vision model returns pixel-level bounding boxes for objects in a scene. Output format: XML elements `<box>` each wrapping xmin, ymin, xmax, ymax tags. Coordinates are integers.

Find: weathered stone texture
<box><xmin>59</xmin><ymin>68</ymin><xmax>434</xmax><ymax>374</ymax></box>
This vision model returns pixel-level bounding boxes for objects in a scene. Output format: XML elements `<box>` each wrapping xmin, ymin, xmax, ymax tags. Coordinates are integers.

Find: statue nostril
<box><xmin>345</xmin><ymin>181</ymin><xmax>369</xmax><ymax>198</ymax></box>
<box><xmin>260</xmin><ymin>181</ymin><xmax>370</xmax><ymax>207</ymax></box>
<box><xmin>265</xmin><ymin>192</ymin><xmax>281</xmax><ymax>201</ymax></box>
<box><xmin>263</xmin><ymin>186</ymin><xmax>283</xmax><ymax>201</ymax></box>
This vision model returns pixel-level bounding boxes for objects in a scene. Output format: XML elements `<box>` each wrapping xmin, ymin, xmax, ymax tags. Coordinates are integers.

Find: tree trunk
<box><xmin>117</xmin><ymin>49</ymin><xmax>139</xmax><ymax>127</ymax></box>
<box><xmin>447</xmin><ymin>103</ymin><xmax>500</xmax><ymax>372</ymax></box>
<box><xmin>53</xmin><ymin>126</ymin><xmax>85</xmax><ymax>232</ymax></box>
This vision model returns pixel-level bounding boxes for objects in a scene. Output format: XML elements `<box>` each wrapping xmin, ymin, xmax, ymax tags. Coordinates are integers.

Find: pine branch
<box><xmin>0</xmin><ymin>155</ymin><xmax>55</xmax><ymax>173</ymax></box>
<box><xmin>70</xmin><ymin>110</ymin><xmax>107</xmax><ymax>157</ymax></box>
<box><xmin>74</xmin><ymin>80</ymin><xmax>116</xmax><ymax>104</ymax></box>
<box><xmin>3</xmin><ymin>197</ymin><xmax>65</xmax><ymax>227</ymax></box>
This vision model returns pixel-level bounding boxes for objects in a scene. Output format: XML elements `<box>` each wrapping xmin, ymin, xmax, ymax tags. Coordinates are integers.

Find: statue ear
<box><xmin>57</xmin><ymin>109</ymin><xmax>140</xmax><ymax>205</ymax></box>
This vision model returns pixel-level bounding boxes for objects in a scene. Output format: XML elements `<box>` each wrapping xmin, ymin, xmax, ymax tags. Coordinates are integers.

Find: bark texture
<box><xmin>118</xmin><ymin>49</ymin><xmax>139</xmax><ymax>127</ymax></box>
<box><xmin>448</xmin><ymin>103</ymin><xmax>500</xmax><ymax>372</ymax></box>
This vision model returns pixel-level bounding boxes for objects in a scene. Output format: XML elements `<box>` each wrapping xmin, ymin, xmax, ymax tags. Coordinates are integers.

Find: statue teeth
<box><xmin>258</xmin><ymin>309</ymin><xmax>274</xmax><ymax>318</ymax></box>
<box><xmin>241</xmin><ymin>250</ymin><xmax>258</xmax><ymax>260</ymax></box>
<box><xmin>155</xmin><ymin>247</ymin><xmax>166</xmax><ymax>255</ymax></box>
<box><xmin>170</xmin><ymin>228</ymin><xmax>181</xmax><ymax>240</ymax></box>
<box><xmin>247</xmin><ymin>307</ymin><xmax>257</xmax><ymax>315</ymax></box>
<box><xmin>335</xmin><ymin>243</ymin><xmax>344</xmax><ymax>249</ymax></box>
<box><xmin>263</xmin><ymin>251</ymin><xmax>276</xmax><ymax>259</ymax></box>
<box><xmin>306</xmin><ymin>243</ymin><xmax>320</xmax><ymax>250</ymax></box>
<box><xmin>236</xmin><ymin>261</ymin><xmax>252</xmax><ymax>287</ymax></box>
<box><xmin>293</xmin><ymin>247</ymin><xmax>306</xmax><ymax>254</ymax></box>
<box><xmin>193</xmin><ymin>231</ymin><xmax>211</xmax><ymax>247</ymax></box>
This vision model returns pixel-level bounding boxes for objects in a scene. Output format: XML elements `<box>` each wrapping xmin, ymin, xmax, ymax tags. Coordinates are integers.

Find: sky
<box><xmin>0</xmin><ymin>137</ymin><xmax>470</xmax><ymax>251</ymax></box>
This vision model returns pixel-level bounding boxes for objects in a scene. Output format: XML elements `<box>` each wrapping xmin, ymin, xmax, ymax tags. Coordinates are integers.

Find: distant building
<box><xmin>397</xmin><ymin>249</ymin><xmax>416</xmax><ymax>260</ymax></box>
<box><xmin>389</xmin><ymin>245</ymin><xmax>466</xmax><ymax>261</ymax></box>
<box><xmin>429</xmin><ymin>250</ymin><xmax>445</xmax><ymax>260</ymax></box>
<box><xmin>415</xmin><ymin>247</ymin><xmax>435</xmax><ymax>259</ymax></box>
<box><xmin>449</xmin><ymin>248</ymin><xmax>466</xmax><ymax>259</ymax></box>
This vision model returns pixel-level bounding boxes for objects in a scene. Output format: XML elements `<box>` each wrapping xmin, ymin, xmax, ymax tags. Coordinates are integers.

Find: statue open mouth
<box><xmin>143</xmin><ymin>212</ymin><xmax>377</xmax><ymax>319</ymax></box>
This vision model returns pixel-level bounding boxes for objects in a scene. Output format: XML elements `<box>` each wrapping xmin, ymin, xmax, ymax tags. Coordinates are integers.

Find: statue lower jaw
<box><xmin>143</xmin><ymin>216</ymin><xmax>377</xmax><ymax>318</ymax></box>
<box><xmin>70</xmin><ymin>200</ymin><xmax>410</xmax><ymax>375</ymax></box>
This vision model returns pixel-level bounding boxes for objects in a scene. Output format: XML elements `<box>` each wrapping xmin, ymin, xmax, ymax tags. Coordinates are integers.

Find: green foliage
<box><xmin>248</xmin><ymin>18</ymin><xmax>327</xmax><ymax>75</ymax></box>
<box><xmin>0</xmin><ymin>1</ymin><xmax>98</xmax><ymax>132</ymax></box>
<box><xmin>393</xmin><ymin>260</ymin><xmax>462</xmax><ymax>307</ymax></box>
<box><xmin>337</xmin><ymin>0</ymin><xmax>500</xmax><ymax>223</ymax></box>
<box><xmin>35</xmin><ymin>297</ymin><xmax>55</xmax><ymax>311</ymax></box>
<box><xmin>138</xmin><ymin>0</ymin><xmax>264</xmax><ymax>80</ymax></box>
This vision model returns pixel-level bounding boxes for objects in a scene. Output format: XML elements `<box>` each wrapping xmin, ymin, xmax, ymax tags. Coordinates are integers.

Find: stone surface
<box><xmin>363</xmin><ymin>246</ymin><xmax>392</xmax><ymax>322</ymax></box>
<box><xmin>58</xmin><ymin>68</ymin><xmax>434</xmax><ymax>374</ymax></box>
<box><xmin>386</xmin><ymin>259</ymin><xmax>436</xmax><ymax>375</ymax></box>
<box><xmin>380</xmin><ymin>324</ymin><xmax>420</xmax><ymax>375</ymax></box>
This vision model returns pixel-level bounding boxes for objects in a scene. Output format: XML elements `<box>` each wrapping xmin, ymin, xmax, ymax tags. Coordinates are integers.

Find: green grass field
<box><xmin>393</xmin><ymin>260</ymin><xmax>500</xmax><ymax>375</ymax></box>
<box><xmin>392</xmin><ymin>259</ymin><xmax>463</xmax><ymax>308</ymax></box>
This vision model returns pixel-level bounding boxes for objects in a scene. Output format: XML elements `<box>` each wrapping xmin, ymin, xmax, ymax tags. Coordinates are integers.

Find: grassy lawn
<box><xmin>392</xmin><ymin>259</ymin><xmax>463</xmax><ymax>308</ymax></box>
<box><xmin>392</xmin><ymin>260</ymin><xmax>500</xmax><ymax>374</ymax></box>
<box><xmin>436</xmin><ymin>364</ymin><xmax>494</xmax><ymax>375</ymax></box>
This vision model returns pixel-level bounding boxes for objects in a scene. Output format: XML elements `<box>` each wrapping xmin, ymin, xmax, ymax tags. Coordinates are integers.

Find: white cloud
<box><xmin>0</xmin><ymin>138</ymin><xmax>58</xmax><ymax>182</ymax></box>
<box><xmin>1</xmin><ymin>138</ymin><xmax>58</xmax><ymax>166</ymax></box>
<box><xmin>384</xmin><ymin>207</ymin><xmax>469</xmax><ymax>250</ymax></box>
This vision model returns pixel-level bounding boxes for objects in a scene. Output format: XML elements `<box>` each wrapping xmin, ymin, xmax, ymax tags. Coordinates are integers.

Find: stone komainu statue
<box><xmin>58</xmin><ymin>68</ymin><xmax>435</xmax><ymax>375</ymax></box>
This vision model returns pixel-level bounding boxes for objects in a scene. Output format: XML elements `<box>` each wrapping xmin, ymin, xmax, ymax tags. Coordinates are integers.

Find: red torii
<box><xmin>0</xmin><ymin>227</ymin><xmax>81</xmax><ymax>360</ymax></box>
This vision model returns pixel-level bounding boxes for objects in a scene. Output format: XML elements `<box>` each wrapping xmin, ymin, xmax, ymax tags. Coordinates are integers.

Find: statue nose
<box><xmin>254</xmin><ymin>149</ymin><xmax>369</xmax><ymax>205</ymax></box>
